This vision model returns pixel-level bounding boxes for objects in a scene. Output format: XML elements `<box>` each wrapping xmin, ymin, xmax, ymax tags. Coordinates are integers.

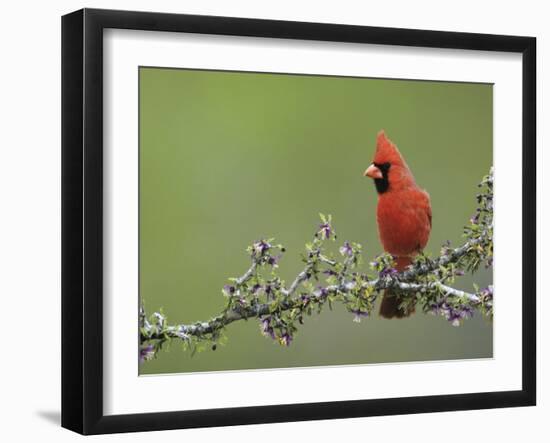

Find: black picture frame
<box><xmin>62</xmin><ymin>8</ymin><xmax>536</xmax><ymax>435</ymax></box>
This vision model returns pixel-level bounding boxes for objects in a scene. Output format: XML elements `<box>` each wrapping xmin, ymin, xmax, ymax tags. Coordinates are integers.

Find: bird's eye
<box><xmin>374</xmin><ymin>162</ymin><xmax>391</xmax><ymax>171</ymax></box>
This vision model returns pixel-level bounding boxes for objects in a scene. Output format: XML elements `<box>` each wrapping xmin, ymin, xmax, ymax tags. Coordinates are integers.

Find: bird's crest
<box><xmin>373</xmin><ymin>130</ymin><xmax>408</xmax><ymax>168</ymax></box>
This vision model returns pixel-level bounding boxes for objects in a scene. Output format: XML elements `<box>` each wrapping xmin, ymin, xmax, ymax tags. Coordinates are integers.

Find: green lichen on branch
<box><xmin>139</xmin><ymin>169</ymin><xmax>494</xmax><ymax>362</ymax></box>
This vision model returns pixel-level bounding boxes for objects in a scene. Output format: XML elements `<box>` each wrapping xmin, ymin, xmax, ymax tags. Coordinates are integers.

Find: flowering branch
<box><xmin>140</xmin><ymin>169</ymin><xmax>494</xmax><ymax>361</ymax></box>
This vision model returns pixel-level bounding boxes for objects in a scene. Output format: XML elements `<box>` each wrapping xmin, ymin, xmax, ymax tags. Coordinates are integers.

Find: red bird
<box><xmin>364</xmin><ymin>131</ymin><xmax>432</xmax><ymax>318</ymax></box>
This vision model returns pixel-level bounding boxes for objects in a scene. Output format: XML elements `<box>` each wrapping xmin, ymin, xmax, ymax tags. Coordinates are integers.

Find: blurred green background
<box><xmin>139</xmin><ymin>67</ymin><xmax>493</xmax><ymax>375</ymax></box>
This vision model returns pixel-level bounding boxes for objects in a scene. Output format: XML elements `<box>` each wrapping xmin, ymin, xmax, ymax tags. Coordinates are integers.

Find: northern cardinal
<box><xmin>364</xmin><ymin>131</ymin><xmax>432</xmax><ymax>318</ymax></box>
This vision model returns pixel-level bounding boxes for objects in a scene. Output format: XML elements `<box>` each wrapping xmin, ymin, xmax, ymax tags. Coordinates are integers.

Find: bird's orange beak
<box><xmin>363</xmin><ymin>164</ymin><xmax>383</xmax><ymax>179</ymax></box>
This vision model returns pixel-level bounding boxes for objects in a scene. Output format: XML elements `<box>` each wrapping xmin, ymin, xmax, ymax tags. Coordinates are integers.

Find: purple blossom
<box><xmin>429</xmin><ymin>300</ymin><xmax>446</xmax><ymax>316</ymax></box>
<box><xmin>379</xmin><ymin>267</ymin><xmax>398</xmax><ymax>278</ymax></box>
<box><xmin>222</xmin><ymin>284</ymin><xmax>236</xmax><ymax>296</ymax></box>
<box><xmin>461</xmin><ymin>305</ymin><xmax>474</xmax><ymax>318</ymax></box>
<box><xmin>251</xmin><ymin>283</ymin><xmax>262</xmax><ymax>295</ymax></box>
<box><xmin>319</xmin><ymin>222</ymin><xmax>332</xmax><ymax>239</ymax></box>
<box><xmin>351</xmin><ymin>309</ymin><xmax>369</xmax><ymax>323</ymax></box>
<box><xmin>448</xmin><ymin>306</ymin><xmax>474</xmax><ymax>326</ymax></box>
<box><xmin>480</xmin><ymin>285</ymin><xmax>494</xmax><ymax>300</ymax></box>
<box><xmin>441</xmin><ymin>240</ymin><xmax>452</xmax><ymax>255</ymax></box>
<box><xmin>339</xmin><ymin>241</ymin><xmax>353</xmax><ymax>257</ymax></box>
<box><xmin>139</xmin><ymin>344</ymin><xmax>155</xmax><ymax>363</ymax></box>
<box><xmin>267</xmin><ymin>254</ymin><xmax>281</xmax><ymax>267</ymax></box>
<box><xmin>314</xmin><ymin>286</ymin><xmax>329</xmax><ymax>298</ymax></box>
<box><xmin>260</xmin><ymin>317</ymin><xmax>276</xmax><ymax>339</ymax></box>
<box><xmin>323</xmin><ymin>269</ymin><xmax>337</xmax><ymax>276</ymax></box>
<box><xmin>448</xmin><ymin>312</ymin><xmax>462</xmax><ymax>327</ymax></box>
<box><xmin>370</xmin><ymin>255</ymin><xmax>386</xmax><ymax>269</ymax></box>
<box><xmin>253</xmin><ymin>240</ymin><xmax>271</xmax><ymax>256</ymax></box>
<box><xmin>430</xmin><ymin>300</ymin><xmax>474</xmax><ymax>326</ymax></box>
<box><xmin>280</xmin><ymin>333</ymin><xmax>293</xmax><ymax>346</ymax></box>
<box><xmin>455</xmin><ymin>269</ymin><xmax>465</xmax><ymax>276</ymax></box>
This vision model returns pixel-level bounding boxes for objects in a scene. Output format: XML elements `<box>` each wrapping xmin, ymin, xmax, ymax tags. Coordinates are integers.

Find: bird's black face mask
<box><xmin>373</xmin><ymin>162</ymin><xmax>391</xmax><ymax>194</ymax></box>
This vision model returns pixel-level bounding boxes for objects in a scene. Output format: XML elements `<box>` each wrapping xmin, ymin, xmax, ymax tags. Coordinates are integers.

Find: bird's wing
<box><xmin>421</xmin><ymin>189</ymin><xmax>432</xmax><ymax>228</ymax></box>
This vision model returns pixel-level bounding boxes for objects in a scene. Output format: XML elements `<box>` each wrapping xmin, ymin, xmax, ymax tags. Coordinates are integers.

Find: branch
<box><xmin>140</xmin><ymin>169</ymin><xmax>494</xmax><ymax>360</ymax></box>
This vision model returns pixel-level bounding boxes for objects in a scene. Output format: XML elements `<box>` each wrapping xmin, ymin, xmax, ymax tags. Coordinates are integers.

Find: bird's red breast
<box><xmin>377</xmin><ymin>187</ymin><xmax>431</xmax><ymax>257</ymax></box>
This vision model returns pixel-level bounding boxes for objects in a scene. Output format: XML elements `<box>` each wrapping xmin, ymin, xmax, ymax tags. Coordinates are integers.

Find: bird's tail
<box><xmin>379</xmin><ymin>256</ymin><xmax>416</xmax><ymax>319</ymax></box>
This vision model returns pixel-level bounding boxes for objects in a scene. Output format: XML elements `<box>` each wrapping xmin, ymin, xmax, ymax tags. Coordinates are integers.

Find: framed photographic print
<box><xmin>61</xmin><ymin>8</ymin><xmax>536</xmax><ymax>435</ymax></box>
